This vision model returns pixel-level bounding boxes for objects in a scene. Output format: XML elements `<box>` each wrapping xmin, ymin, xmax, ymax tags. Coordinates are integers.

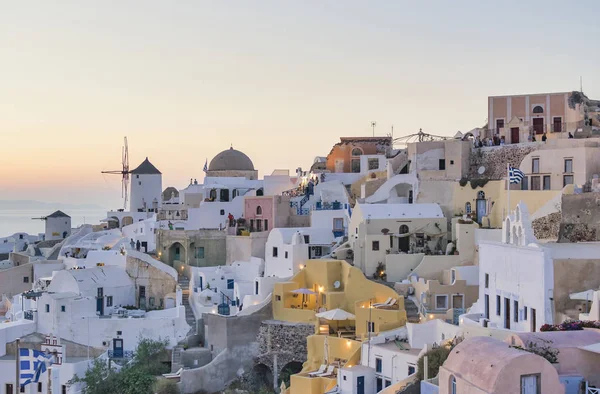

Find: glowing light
<box><xmin>429</xmin><ymin>314</ymin><xmax>434</xmax><ymax>319</ymax></box>
<box><xmin>318</xmin><ymin>286</ymin><xmax>324</xmax><ymax>293</ymax></box>
<box><xmin>299</xmin><ymin>264</ymin><xmax>305</xmax><ymax>270</ymax></box>
<box><xmin>346</xmin><ymin>340</ymin><xmax>351</xmax><ymax>347</ymax></box>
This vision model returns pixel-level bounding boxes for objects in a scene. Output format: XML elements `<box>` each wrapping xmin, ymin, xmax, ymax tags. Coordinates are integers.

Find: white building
<box><xmin>130</xmin><ymin>157</ymin><xmax>162</xmax><ymax>213</ymax></box>
<box><xmin>0</xmin><ymin>233</ymin><xmax>39</xmax><ymax>255</ymax></box>
<box><xmin>473</xmin><ymin>202</ymin><xmax>600</xmax><ymax>332</ymax></box>
<box><xmin>44</xmin><ymin>211</ymin><xmax>71</xmax><ymax>241</ymax></box>
<box><xmin>264</xmin><ymin>227</ymin><xmax>336</xmax><ymax>278</ymax></box>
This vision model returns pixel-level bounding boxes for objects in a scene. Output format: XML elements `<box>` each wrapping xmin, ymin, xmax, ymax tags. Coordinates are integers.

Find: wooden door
<box><xmin>533</xmin><ymin>118</ymin><xmax>544</xmax><ymax>134</ymax></box>
<box><xmin>511</xmin><ymin>127</ymin><xmax>520</xmax><ymax>143</ymax></box>
<box><xmin>505</xmin><ymin>297</ymin><xmax>511</xmax><ymax>329</ymax></box>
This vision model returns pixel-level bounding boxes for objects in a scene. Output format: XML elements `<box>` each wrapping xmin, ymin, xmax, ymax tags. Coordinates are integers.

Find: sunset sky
<box><xmin>2</xmin><ymin>1</ymin><xmax>598</xmax><ymax>208</ymax></box>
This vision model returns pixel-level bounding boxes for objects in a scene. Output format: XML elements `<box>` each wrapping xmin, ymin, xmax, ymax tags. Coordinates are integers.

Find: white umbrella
<box><xmin>570</xmin><ymin>289</ymin><xmax>596</xmax><ymax>301</ymax></box>
<box><xmin>316</xmin><ymin>308</ymin><xmax>355</xmax><ymax>320</ymax></box>
<box><xmin>291</xmin><ymin>288</ymin><xmax>317</xmax><ymax>309</ymax></box>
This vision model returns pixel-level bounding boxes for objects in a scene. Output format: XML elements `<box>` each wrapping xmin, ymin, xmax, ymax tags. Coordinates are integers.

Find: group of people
<box><xmin>474</xmin><ymin>130</ymin><xmax>574</xmax><ymax>148</ymax></box>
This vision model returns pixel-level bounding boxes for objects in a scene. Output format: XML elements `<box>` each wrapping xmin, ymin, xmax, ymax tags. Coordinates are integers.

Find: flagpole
<box><xmin>506</xmin><ymin>163</ymin><xmax>511</xmax><ymax>218</ymax></box>
<box><xmin>16</xmin><ymin>338</ymin><xmax>20</xmax><ymax>393</ymax></box>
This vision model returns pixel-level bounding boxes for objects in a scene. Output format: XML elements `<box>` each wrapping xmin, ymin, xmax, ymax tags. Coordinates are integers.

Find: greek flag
<box><xmin>19</xmin><ymin>348</ymin><xmax>53</xmax><ymax>387</ymax></box>
<box><xmin>509</xmin><ymin>166</ymin><xmax>525</xmax><ymax>184</ymax></box>
<box><xmin>203</xmin><ymin>159</ymin><xmax>208</xmax><ymax>173</ymax></box>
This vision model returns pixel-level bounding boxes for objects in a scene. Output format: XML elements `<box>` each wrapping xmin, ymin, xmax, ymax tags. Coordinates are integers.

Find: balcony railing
<box><xmin>24</xmin><ymin>310</ymin><xmax>34</xmax><ymax>321</ymax></box>
<box><xmin>314</xmin><ymin>201</ymin><xmax>345</xmax><ymax>211</ymax></box>
<box><xmin>108</xmin><ymin>350</ymin><xmax>134</xmax><ymax>359</ymax></box>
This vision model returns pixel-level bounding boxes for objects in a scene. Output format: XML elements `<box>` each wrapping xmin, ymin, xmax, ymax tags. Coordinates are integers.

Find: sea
<box><xmin>0</xmin><ymin>208</ymin><xmax>107</xmax><ymax>238</ymax></box>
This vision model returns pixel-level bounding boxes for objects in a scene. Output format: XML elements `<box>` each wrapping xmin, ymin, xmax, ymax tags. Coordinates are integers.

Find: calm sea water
<box><xmin>0</xmin><ymin>209</ymin><xmax>107</xmax><ymax>238</ymax></box>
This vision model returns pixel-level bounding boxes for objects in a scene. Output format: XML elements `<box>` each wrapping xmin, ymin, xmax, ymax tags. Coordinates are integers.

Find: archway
<box><xmin>249</xmin><ymin>363</ymin><xmax>273</xmax><ymax>392</ymax></box>
<box><xmin>399</xmin><ymin>224</ymin><xmax>410</xmax><ymax>252</ymax></box>
<box><xmin>168</xmin><ymin>242</ymin><xmax>186</xmax><ymax>266</ymax></box>
<box><xmin>122</xmin><ymin>216</ymin><xmax>134</xmax><ymax>227</ymax></box>
<box><xmin>108</xmin><ymin>216</ymin><xmax>120</xmax><ymax>229</ymax></box>
<box><xmin>278</xmin><ymin>361</ymin><xmax>303</xmax><ymax>387</ymax></box>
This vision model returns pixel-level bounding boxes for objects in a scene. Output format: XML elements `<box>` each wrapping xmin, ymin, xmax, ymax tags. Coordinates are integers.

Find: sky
<box><xmin>1</xmin><ymin>1</ymin><xmax>598</xmax><ymax>209</ymax></box>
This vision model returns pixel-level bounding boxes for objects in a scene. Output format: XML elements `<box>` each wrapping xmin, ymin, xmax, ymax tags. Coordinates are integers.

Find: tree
<box><xmin>69</xmin><ymin>337</ymin><xmax>170</xmax><ymax>394</ymax></box>
<box><xmin>153</xmin><ymin>379</ymin><xmax>179</xmax><ymax>394</ymax></box>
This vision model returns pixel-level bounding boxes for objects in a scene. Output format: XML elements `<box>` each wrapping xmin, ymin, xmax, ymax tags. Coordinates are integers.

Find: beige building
<box><xmin>407</xmin><ymin>139</ymin><xmax>471</xmax><ymax>181</ymax></box>
<box><xmin>157</xmin><ymin>229</ymin><xmax>226</xmax><ymax>267</ymax></box>
<box><xmin>488</xmin><ymin>91</ymin><xmax>585</xmax><ymax>143</ymax></box>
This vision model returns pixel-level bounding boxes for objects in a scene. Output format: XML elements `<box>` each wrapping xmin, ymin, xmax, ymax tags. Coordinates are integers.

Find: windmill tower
<box><xmin>102</xmin><ymin>137</ymin><xmax>130</xmax><ymax>210</ymax></box>
<box><xmin>32</xmin><ymin>211</ymin><xmax>72</xmax><ymax>241</ymax></box>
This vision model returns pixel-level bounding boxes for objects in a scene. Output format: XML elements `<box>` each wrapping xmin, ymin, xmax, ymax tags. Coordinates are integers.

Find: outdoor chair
<box><xmin>372</xmin><ymin>297</ymin><xmax>392</xmax><ymax>308</ymax></box>
<box><xmin>316</xmin><ymin>365</ymin><xmax>336</xmax><ymax>377</ymax></box>
<box><xmin>308</xmin><ymin>364</ymin><xmax>327</xmax><ymax>377</ymax></box>
<box><xmin>162</xmin><ymin>367</ymin><xmax>183</xmax><ymax>379</ymax></box>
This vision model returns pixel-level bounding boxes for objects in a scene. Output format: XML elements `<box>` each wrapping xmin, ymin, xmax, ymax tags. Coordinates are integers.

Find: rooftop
<box><xmin>130</xmin><ymin>157</ymin><xmax>161</xmax><ymax>175</ymax></box>
<box><xmin>46</xmin><ymin>210</ymin><xmax>70</xmax><ymax>218</ymax></box>
<box><xmin>355</xmin><ymin>203</ymin><xmax>444</xmax><ymax>219</ymax></box>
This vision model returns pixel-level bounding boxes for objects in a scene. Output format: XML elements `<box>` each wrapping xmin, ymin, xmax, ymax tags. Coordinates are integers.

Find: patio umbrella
<box><xmin>316</xmin><ymin>308</ymin><xmax>356</xmax><ymax>331</ymax></box>
<box><xmin>291</xmin><ymin>288</ymin><xmax>317</xmax><ymax>309</ymax></box>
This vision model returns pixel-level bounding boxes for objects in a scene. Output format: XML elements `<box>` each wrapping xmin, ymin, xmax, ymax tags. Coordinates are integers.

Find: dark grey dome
<box><xmin>208</xmin><ymin>147</ymin><xmax>255</xmax><ymax>171</ymax></box>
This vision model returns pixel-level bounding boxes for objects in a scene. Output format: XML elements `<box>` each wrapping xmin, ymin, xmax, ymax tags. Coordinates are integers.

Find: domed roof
<box><xmin>208</xmin><ymin>147</ymin><xmax>255</xmax><ymax>171</ymax></box>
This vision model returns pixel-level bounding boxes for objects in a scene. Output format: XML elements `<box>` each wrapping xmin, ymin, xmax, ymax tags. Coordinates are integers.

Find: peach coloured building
<box><xmin>326</xmin><ymin>137</ymin><xmax>392</xmax><ymax>173</ymax></box>
<box><xmin>243</xmin><ymin>195</ymin><xmax>292</xmax><ymax>233</ymax></box>
<box><xmin>437</xmin><ymin>336</ymin><xmax>563</xmax><ymax>394</ymax></box>
<box><xmin>488</xmin><ymin>92</ymin><xmax>585</xmax><ymax>143</ymax></box>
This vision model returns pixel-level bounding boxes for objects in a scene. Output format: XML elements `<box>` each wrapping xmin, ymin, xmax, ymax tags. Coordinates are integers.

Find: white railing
<box><xmin>586</xmin><ymin>382</ymin><xmax>600</xmax><ymax>393</ymax></box>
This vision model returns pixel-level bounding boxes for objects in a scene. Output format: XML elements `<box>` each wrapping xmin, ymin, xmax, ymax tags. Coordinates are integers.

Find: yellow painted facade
<box><xmin>276</xmin><ymin>259</ymin><xmax>408</xmax><ymax>394</ymax></box>
<box><xmin>453</xmin><ymin>180</ymin><xmax>562</xmax><ymax>228</ymax></box>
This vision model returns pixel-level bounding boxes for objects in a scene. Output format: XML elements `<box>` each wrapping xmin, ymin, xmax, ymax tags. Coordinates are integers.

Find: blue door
<box><xmin>96</xmin><ymin>297</ymin><xmax>104</xmax><ymax>316</ymax></box>
<box><xmin>113</xmin><ymin>339</ymin><xmax>123</xmax><ymax>358</ymax></box>
<box><xmin>357</xmin><ymin>376</ymin><xmax>364</xmax><ymax>394</ymax></box>
<box><xmin>476</xmin><ymin>198</ymin><xmax>487</xmax><ymax>224</ymax></box>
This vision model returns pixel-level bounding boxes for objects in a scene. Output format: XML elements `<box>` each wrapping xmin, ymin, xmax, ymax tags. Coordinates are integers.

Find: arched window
<box><xmin>256</xmin><ymin>188</ymin><xmax>264</xmax><ymax>196</ymax></box>
<box><xmin>465</xmin><ymin>202</ymin><xmax>472</xmax><ymax>214</ymax></box>
<box><xmin>532</xmin><ymin>105</ymin><xmax>544</xmax><ymax>114</ymax></box>
<box><xmin>450</xmin><ymin>376</ymin><xmax>457</xmax><ymax>394</ymax></box>
<box><xmin>351</xmin><ymin>148</ymin><xmax>363</xmax><ymax>156</ymax></box>
<box><xmin>477</xmin><ymin>191</ymin><xmax>485</xmax><ymax>199</ymax></box>
<box><xmin>399</xmin><ymin>225</ymin><xmax>409</xmax><ymax>234</ymax></box>
<box><xmin>256</xmin><ymin>206</ymin><xmax>262</xmax><ymax>215</ymax></box>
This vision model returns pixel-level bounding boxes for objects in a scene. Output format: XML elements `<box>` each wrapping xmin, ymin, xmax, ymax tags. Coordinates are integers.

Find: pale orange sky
<box><xmin>1</xmin><ymin>1</ymin><xmax>598</xmax><ymax>208</ymax></box>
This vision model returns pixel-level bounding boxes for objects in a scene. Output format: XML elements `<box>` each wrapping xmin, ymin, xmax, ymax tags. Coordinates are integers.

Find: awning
<box><xmin>316</xmin><ymin>308</ymin><xmax>355</xmax><ymax>321</ymax></box>
<box><xmin>570</xmin><ymin>290</ymin><xmax>597</xmax><ymax>301</ymax></box>
<box><xmin>291</xmin><ymin>288</ymin><xmax>317</xmax><ymax>295</ymax></box>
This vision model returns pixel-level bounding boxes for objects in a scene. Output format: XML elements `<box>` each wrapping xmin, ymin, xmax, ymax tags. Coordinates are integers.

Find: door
<box><xmin>511</xmin><ymin>127</ymin><xmax>520</xmax><ymax>143</ymax></box>
<box><xmin>139</xmin><ymin>286</ymin><xmax>146</xmax><ymax>310</ymax></box>
<box><xmin>141</xmin><ymin>242</ymin><xmax>147</xmax><ymax>253</ymax></box>
<box><xmin>532</xmin><ymin>118</ymin><xmax>544</xmax><ymax>134</ymax></box>
<box><xmin>175</xmin><ymin>247</ymin><xmax>181</xmax><ymax>261</ymax></box>
<box><xmin>113</xmin><ymin>338</ymin><xmax>124</xmax><ymax>358</ymax></box>
<box><xmin>96</xmin><ymin>297</ymin><xmax>104</xmax><ymax>316</ymax></box>
<box><xmin>496</xmin><ymin>119</ymin><xmax>505</xmax><ymax>132</ymax></box>
<box><xmin>485</xmin><ymin>294</ymin><xmax>490</xmax><ymax>319</ymax></box>
<box><xmin>505</xmin><ymin>298</ymin><xmax>511</xmax><ymax>329</ymax></box>
<box><xmin>357</xmin><ymin>376</ymin><xmax>365</xmax><ymax>394</ymax></box>
<box><xmin>335</xmin><ymin>159</ymin><xmax>344</xmax><ymax>173</ymax></box>
<box><xmin>399</xmin><ymin>225</ymin><xmax>409</xmax><ymax>252</ymax></box>
<box><xmin>5</xmin><ymin>384</ymin><xmax>13</xmax><ymax>394</ymax></box>
<box><xmin>476</xmin><ymin>199</ymin><xmax>487</xmax><ymax>224</ymax></box>
<box><xmin>531</xmin><ymin>308</ymin><xmax>537</xmax><ymax>332</ymax></box>
<box><xmin>553</xmin><ymin>117</ymin><xmax>562</xmax><ymax>133</ymax></box>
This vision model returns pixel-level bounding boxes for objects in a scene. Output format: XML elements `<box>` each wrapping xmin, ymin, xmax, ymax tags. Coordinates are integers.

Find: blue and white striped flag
<box><xmin>19</xmin><ymin>348</ymin><xmax>53</xmax><ymax>387</ymax></box>
<box><xmin>509</xmin><ymin>166</ymin><xmax>525</xmax><ymax>184</ymax></box>
<box><xmin>203</xmin><ymin>159</ymin><xmax>208</xmax><ymax>173</ymax></box>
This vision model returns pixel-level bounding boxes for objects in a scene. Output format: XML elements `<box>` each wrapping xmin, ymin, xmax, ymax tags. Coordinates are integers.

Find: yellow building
<box><xmin>273</xmin><ymin>259</ymin><xmax>408</xmax><ymax>394</ymax></box>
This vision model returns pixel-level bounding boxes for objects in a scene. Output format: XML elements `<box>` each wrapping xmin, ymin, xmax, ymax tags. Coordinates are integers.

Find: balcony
<box><xmin>313</xmin><ymin>201</ymin><xmax>345</xmax><ymax>211</ymax></box>
<box><xmin>108</xmin><ymin>350</ymin><xmax>134</xmax><ymax>359</ymax></box>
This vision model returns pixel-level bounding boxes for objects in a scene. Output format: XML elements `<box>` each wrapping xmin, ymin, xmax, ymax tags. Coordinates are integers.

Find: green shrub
<box><xmin>153</xmin><ymin>379</ymin><xmax>179</xmax><ymax>394</ymax></box>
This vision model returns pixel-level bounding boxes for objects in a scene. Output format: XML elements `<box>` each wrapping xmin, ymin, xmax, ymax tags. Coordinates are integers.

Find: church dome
<box><xmin>208</xmin><ymin>147</ymin><xmax>255</xmax><ymax>171</ymax></box>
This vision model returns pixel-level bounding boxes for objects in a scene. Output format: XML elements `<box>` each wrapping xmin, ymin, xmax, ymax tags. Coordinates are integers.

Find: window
<box><xmin>485</xmin><ymin>294</ymin><xmax>490</xmax><ymax>319</ymax></box>
<box><xmin>272</xmin><ymin>247</ymin><xmax>278</xmax><ymax>257</ymax></box>
<box><xmin>139</xmin><ymin>286</ymin><xmax>146</xmax><ymax>298</ymax></box>
<box><xmin>312</xmin><ymin>246</ymin><xmax>323</xmax><ymax>257</ymax></box>
<box><xmin>450</xmin><ymin>160</ymin><xmax>454</xmax><ymax>165</ymax></box>
<box><xmin>563</xmin><ymin>175</ymin><xmax>574</xmax><ymax>187</ymax></box>
<box><xmin>375</xmin><ymin>357</ymin><xmax>382</xmax><ymax>373</ymax></box>
<box><xmin>45</xmin><ymin>304</ymin><xmax>50</xmax><ymax>313</ymax></box>
<box><xmin>496</xmin><ymin>119</ymin><xmax>504</xmax><ymax>131</ymax></box>
<box><xmin>450</xmin><ymin>376</ymin><xmax>457</xmax><ymax>394</ymax></box>
<box><xmin>351</xmin><ymin>159</ymin><xmax>360</xmax><ymax>173</ymax></box>
<box><xmin>264</xmin><ymin>220</ymin><xmax>268</xmax><ymax>231</ymax></box>
<box><xmin>520</xmin><ymin>374</ymin><xmax>540</xmax><ymax>394</ymax></box>
<box><xmin>351</xmin><ymin>148</ymin><xmax>363</xmax><ymax>156</ymax></box>
<box><xmin>385</xmin><ymin>380</ymin><xmax>391</xmax><ymax>387</ymax></box>
<box><xmin>465</xmin><ymin>202</ymin><xmax>472</xmax><ymax>214</ymax></box>
<box><xmin>553</xmin><ymin>117</ymin><xmax>562</xmax><ymax>132</ymax></box>
<box><xmin>543</xmin><ymin>175</ymin><xmax>551</xmax><ymax>190</ymax></box>
<box><xmin>249</xmin><ymin>219</ymin><xmax>254</xmax><ymax>231</ymax></box>
<box><xmin>435</xmin><ymin>295</ymin><xmax>448</xmax><ymax>309</ymax></box>
<box><xmin>275</xmin><ymin>295</ymin><xmax>281</xmax><ymax>301</ymax></box>
<box><xmin>514</xmin><ymin>300</ymin><xmax>519</xmax><ymax>323</ymax></box>
<box><xmin>333</xmin><ymin>218</ymin><xmax>344</xmax><ymax>231</ymax></box>
<box><xmin>531</xmin><ymin>176</ymin><xmax>541</xmax><ymax>190</ymax></box>
<box><xmin>477</xmin><ymin>191</ymin><xmax>485</xmax><ymax>199</ymax></box>
<box><xmin>439</xmin><ymin>159</ymin><xmax>446</xmax><ymax>170</ymax></box>
<box><xmin>20</xmin><ymin>386</ymin><xmax>25</xmax><ymax>393</ymax></box>
<box><xmin>220</xmin><ymin>209</ymin><xmax>225</xmax><ymax>215</ymax></box>
<box><xmin>485</xmin><ymin>273</ymin><xmax>489</xmax><ymax>288</ymax></box>
<box><xmin>521</xmin><ymin>176</ymin><xmax>529</xmax><ymax>190</ymax></box>
<box><xmin>107</xmin><ymin>296</ymin><xmax>113</xmax><ymax>307</ymax></box>
<box><xmin>97</xmin><ymin>288</ymin><xmax>103</xmax><ymax>298</ymax></box>
<box><xmin>284</xmin><ymin>251</ymin><xmax>288</xmax><ymax>259</ymax></box>
<box><xmin>372</xmin><ymin>241</ymin><xmax>380</xmax><ymax>251</ymax></box>
<box><xmin>524</xmin><ymin>306</ymin><xmax>528</xmax><ymax>320</ymax></box>
<box><xmin>368</xmin><ymin>158</ymin><xmax>379</xmax><ymax>170</ymax></box>
<box><xmin>61</xmin><ymin>305</ymin><xmax>66</xmax><ymax>312</ymax></box>
<box><xmin>376</xmin><ymin>377</ymin><xmax>383</xmax><ymax>392</ymax></box>
<box><xmin>408</xmin><ymin>365</ymin><xmax>416</xmax><ymax>375</ymax></box>
<box><xmin>256</xmin><ymin>219</ymin><xmax>263</xmax><ymax>232</ymax></box>
<box><xmin>496</xmin><ymin>295</ymin><xmax>501</xmax><ymax>316</ymax></box>
<box><xmin>303</xmin><ymin>235</ymin><xmax>310</xmax><ymax>244</ymax></box>
<box><xmin>532</xmin><ymin>158</ymin><xmax>540</xmax><ymax>173</ymax></box>
<box><xmin>227</xmin><ymin>279</ymin><xmax>234</xmax><ymax>290</ymax></box>
<box><xmin>149</xmin><ymin>297</ymin><xmax>155</xmax><ymax>307</ymax></box>
<box><xmin>564</xmin><ymin>158</ymin><xmax>573</xmax><ymax>173</ymax></box>
<box><xmin>23</xmin><ymin>277</ymin><xmax>29</xmax><ymax>283</ymax></box>
<box><xmin>38</xmin><ymin>382</ymin><xmax>42</xmax><ymax>392</ymax></box>
<box><xmin>367</xmin><ymin>321</ymin><xmax>375</xmax><ymax>333</ymax></box>
<box><xmin>532</xmin><ymin>105</ymin><xmax>544</xmax><ymax>114</ymax></box>
<box><xmin>195</xmin><ymin>247</ymin><xmax>205</xmax><ymax>259</ymax></box>
<box><xmin>62</xmin><ymin>385</ymin><xmax>67</xmax><ymax>394</ymax></box>
<box><xmin>256</xmin><ymin>206</ymin><xmax>262</xmax><ymax>215</ymax></box>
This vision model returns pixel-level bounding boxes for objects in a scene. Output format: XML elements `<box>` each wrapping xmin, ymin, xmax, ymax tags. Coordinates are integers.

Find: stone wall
<box><xmin>558</xmin><ymin>193</ymin><xmax>600</xmax><ymax>242</ymax></box>
<box><xmin>468</xmin><ymin>144</ymin><xmax>538</xmax><ymax>180</ymax></box>
<box><xmin>532</xmin><ymin>212</ymin><xmax>561</xmax><ymax>240</ymax></box>
<box><xmin>255</xmin><ymin>320</ymin><xmax>314</xmax><ymax>374</ymax></box>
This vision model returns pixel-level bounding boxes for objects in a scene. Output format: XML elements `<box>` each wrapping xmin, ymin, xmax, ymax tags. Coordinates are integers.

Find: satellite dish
<box><xmin>333</xmin><ymin>280</ymin><xmax>341</xmax><ymax>289</ymax></box>
<box><xmin>478</xmin><ymin>166</ymin><xmax>486</xmax><ymax>175</ymax></box>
